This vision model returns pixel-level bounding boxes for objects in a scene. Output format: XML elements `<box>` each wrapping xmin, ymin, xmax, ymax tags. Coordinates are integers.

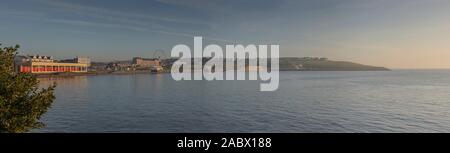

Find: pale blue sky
<box><xmin>1</xmin><ymin>0</ymin><xmax>450</xmax><ymax>68</ymax></box>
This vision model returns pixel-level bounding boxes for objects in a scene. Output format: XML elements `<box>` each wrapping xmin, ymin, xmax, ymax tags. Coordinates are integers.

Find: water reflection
<box><xmin>38</xmin><ymin>76</ymin><xmax>88</xmax><ymax>90</ymax></box>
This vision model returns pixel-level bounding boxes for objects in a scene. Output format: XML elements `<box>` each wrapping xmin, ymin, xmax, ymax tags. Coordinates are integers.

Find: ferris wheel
<box><xmin>152</xmin><ymin>49</ymin><xmax>167</xmax><ymax>60</ymax></box>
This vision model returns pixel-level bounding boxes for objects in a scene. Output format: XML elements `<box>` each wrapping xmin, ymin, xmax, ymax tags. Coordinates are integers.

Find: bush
<box><xmin>0</xmin><ymin>44</ymin><xmax>56</xmax><ymax>133</ymax></box>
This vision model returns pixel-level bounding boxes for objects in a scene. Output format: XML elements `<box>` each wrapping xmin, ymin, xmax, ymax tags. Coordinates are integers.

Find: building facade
<box><xmin>132</xmin><ymin>57</ymin><xmax>160</xmax><ymax>67</ymax></box>
<box><xmin>14</xmin><ymin>55</ymin><xmax>90</xmax><ymax>74</ymax></box>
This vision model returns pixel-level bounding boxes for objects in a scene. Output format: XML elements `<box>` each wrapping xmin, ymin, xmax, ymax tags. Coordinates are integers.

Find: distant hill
<box><xmin>97</xmin><ymin>57</ymin><xmax>389</xmax><ymax>72</ymax></box>
<box><xmin>279</xmin><ymin>57</ymin><xmax>389</xmax><ymax>71</ymax></box>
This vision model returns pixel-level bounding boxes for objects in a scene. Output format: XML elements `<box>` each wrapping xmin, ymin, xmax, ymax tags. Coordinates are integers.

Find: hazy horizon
<box><xmin>1</xmin><ymin>0</ymin><xmax>450</xmax><ymax>69</ymax></box>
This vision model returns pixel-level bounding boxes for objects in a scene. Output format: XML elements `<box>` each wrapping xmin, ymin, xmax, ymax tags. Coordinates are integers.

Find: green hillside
<box><xmin>279</xmin><ymin>57</ymin><xmax>389</xmax><ymax>71</ymax></box>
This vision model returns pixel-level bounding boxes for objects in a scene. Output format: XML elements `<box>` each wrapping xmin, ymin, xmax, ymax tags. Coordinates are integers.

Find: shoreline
<box><xmin>35</xmin><ymin>71</ymin><xmax>169</xmax><ymax>78</ymax></box>
<box><xmin>34</xmin><ymin>69</ymin><xmax>391</xmax><ymax>78</ymax></box>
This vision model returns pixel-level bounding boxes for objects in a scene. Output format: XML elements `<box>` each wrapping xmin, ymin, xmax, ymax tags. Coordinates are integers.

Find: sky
<box><xmin>1</xmin><ymin>0</ymin><xmax>450</xmax><ymax>69</ymax></box>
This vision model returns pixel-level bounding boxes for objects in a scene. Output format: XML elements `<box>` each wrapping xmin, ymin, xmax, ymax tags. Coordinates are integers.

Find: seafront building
<box><xmin>132</xmin><ymin>57</ymin><xmax>163</xmax><ymax>72</ymax></box>
<box><xmin>14</xmin><ymin>55</ymin><xmax>90</xmax><ymax>74</ymax></box>
<box><xmin>132</xmin><ymin>57</ymin><xmax>160</xmax><ymax>67</ymax></box>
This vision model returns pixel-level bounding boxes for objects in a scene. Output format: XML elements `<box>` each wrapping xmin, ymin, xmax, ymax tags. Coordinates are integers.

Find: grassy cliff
<box><xmin>279</xmin><ymin>57</ymin><xmax>389</xmax><ymax>71</ymax></box>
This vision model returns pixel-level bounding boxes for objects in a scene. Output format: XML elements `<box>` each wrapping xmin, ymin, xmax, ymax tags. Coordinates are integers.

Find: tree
<box><xmin>0</xmin><ymin>44</ymin><xmax>56</xmax><ymax>133</ymax></box>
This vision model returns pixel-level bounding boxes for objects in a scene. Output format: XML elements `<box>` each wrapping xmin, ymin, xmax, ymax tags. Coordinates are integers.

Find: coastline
<box><xmin>34</xmin><ymin>69</ymin><xmax>390</xmax><ymax>78</ymax></box>
<box><xmin>35</xmin><ymin>70</ymin><xmax>168</xmax><ymax>78</ymax></box>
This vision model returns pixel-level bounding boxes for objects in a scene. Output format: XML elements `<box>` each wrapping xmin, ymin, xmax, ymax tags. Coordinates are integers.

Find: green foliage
<box><xmin>0</xmin><ymin>44</ymin><xmax>56</xmax><ymax>133</ymax></box>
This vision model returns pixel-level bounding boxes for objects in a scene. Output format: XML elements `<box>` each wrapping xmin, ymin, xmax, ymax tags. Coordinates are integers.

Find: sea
<box><xmin>33</xmin><ymin>70</ymin><xmax>450</xmax><ymax>133</ymax></box>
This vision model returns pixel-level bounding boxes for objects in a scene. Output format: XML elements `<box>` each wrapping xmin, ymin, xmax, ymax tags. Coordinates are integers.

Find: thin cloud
<box><xmin>49</xmin><ymin>18</ymin><xmax>233</xmax><ymax>43</ymax></box>
<box><xmin>1</xmin><ymin>0</ymin><xmax>232</xmax><ymax>43</ymax></box>
<box><xmin>37</xmin><ymin>0</ymin><xmax>212</xmax><ymax>26</ymax></box>
<box><xmin>0</xmin><ymin>8</ymin><xmax>49</xmax><ymax>19</ymax></box>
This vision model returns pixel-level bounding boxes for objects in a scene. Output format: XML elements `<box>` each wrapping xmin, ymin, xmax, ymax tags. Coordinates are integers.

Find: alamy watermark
<box><xmin>170</xmin><ymin>36</ymin><xmax>279</xmax><ymax>91</ymax></box>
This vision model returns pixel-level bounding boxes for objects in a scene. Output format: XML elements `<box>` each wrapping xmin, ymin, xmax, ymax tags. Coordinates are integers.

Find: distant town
<box><xmin>14</xmin><ymin>54</ymin><xmax>168</xmax><ymax>75</ymax></box>
<box><xmin>13</xmin><ymin>51</ymin><xmax>389</xmax><ymax>76</ymax></box>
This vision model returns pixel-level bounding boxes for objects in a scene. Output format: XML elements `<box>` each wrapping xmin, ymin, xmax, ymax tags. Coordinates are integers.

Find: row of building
<box><xmin>14</xmin><ymin>55</ymin><xmax>163</xmax><ymax>74</ymax></box>
<box><xmin>14</xmin><ymin>55</ymin><xmax>91</xmax><ymax>74</ymax></box>
<box><xmin>101</xmin><ymin>57</ymin><xmax>163</xmax><ymax>72</ymax></box>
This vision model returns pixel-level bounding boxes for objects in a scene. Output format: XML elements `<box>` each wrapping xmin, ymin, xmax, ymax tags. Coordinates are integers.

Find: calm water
<box><xmin>34</xmin><ymin>70</ymin><xmax>450</xmax><ymax>133</ymax></box>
